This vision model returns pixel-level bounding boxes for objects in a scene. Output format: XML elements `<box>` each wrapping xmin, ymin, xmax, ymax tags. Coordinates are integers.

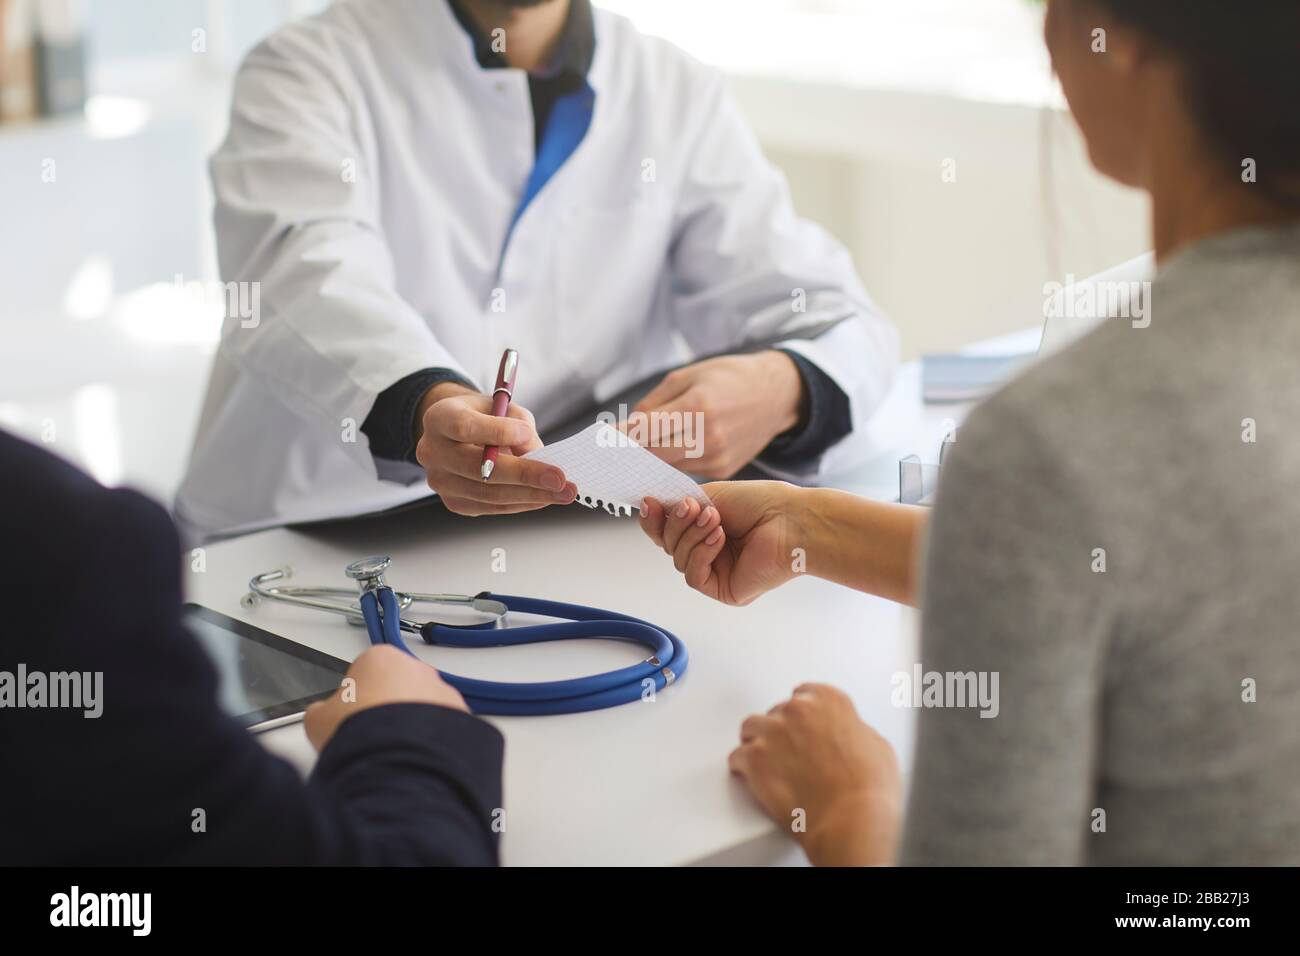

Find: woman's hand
<box><xmin>730</xmin><ymin>684</ymin><xmax>902</xmax><ymax>866</ymax></box>
<box><xmin>639</xmin><ymin>480</ymin><xmax>801</xmax><ymax>606</ymax></box>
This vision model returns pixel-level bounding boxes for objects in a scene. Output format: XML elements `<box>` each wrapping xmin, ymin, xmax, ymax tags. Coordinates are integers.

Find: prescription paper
<box><xmin>525</xmin><ymin>422</ymin><xmax>711</xmax><ymax>518</ymax></box>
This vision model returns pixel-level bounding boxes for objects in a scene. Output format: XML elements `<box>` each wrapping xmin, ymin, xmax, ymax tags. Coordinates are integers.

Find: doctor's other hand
<box><xmin>631</xmin><ymin>351</ymin><xmax>803</xmax><ymax>478</ymax></box>
<box><xmin>640</xmin><ymin>480</ymin><xmax>800</xmax><ymax>606</ymax></box>
<box><xmin>304</xmin><ymin>645</ymin><xmax>468</xmax><ymax>752</ymax></box>
<box><xmin>414</xmin><ymin>381</ymin><xmax>577</xmax><ymax>516</ymax></box>
<box><xmin>730</xmin><ymin>684</ymin><xmax>902</xmax><ymax>866</ymax></box>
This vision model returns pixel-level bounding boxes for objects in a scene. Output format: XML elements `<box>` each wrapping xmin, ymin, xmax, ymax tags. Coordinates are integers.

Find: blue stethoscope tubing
<box><xmin>358</xmin><ymin>589</ymin><xmax>688</xmax><ymax>716</ymax></box>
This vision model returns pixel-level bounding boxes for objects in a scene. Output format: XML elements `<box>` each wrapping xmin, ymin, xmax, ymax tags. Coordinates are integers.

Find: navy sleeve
<box><xmin>311</xmin><ymin>704</ymin><xmax>504</xmax><ymax>865</ymax></box>
<box><xmin>760</xmin><ymin>348</ymin><xmax>853</xmax><ymax>466</ymax></box>
<box><xmin>362</xmin><ymin>367</ymin><xmax>478</xmax><ymax>465</ymax></box>
<box><xmin>0</xmin><ymin>430</ymin><xmax>503</xmax><ymax>866</ymax></box>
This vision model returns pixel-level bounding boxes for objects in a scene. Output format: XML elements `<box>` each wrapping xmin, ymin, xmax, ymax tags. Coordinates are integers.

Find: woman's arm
<box><xmin>794</xmin><ymin>488</ymin><xmax>929</xmax><ymax>606</ymax></box>
<box><xmin>641</xmin><ymin>482</ymin><xmax>928</xmax><ymax>607</ymax></box>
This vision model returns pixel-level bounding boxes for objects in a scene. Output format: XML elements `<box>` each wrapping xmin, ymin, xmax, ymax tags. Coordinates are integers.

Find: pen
<box><xmin>481</xmin><ymin>347</ymin><xmax>519</xmax><ymax>481</ymax></box>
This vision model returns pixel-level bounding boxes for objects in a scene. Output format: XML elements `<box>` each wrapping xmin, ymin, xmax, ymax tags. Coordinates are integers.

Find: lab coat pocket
<box><xmin>553</xmin><ymin>200</ymin><xmax>674</xmax><ymax>382</ymax></box>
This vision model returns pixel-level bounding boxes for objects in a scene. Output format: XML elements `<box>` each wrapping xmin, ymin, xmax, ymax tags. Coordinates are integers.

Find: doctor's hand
<box><xmin>730</xmin><ymin>684</ymin><xmax>902</xmax><ymax>866</ymax></box>
<box><xmin>304</xmin><ymin>645</ymin><xmax>468</xmax><ymax>752</ymax></box>
<box><xmin>414</xmin><ymin>381</ymin><xmax>577</xmax><ymax>516</ymax></box>
<box><xmin>631</xmin><ymin>351</ymin><xmax>803</xmax><ymax>479</ymax></box>
<box><xmin>639</xmin><ymin>480</ymin><xmax>801</xmax><ymax>606</ymax></box>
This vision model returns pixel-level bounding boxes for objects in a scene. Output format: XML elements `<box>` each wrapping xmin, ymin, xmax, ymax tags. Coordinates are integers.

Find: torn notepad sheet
<box><xmin>525</xmin><ymin>422</ymin><xmax>711</xmax><ymax>518</ymax></box>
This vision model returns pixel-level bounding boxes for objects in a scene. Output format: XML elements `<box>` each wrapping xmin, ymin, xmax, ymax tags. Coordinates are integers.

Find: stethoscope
<box><xmin>243</xmin><ymin>556</ymin><xmax>687</xmax><ymax>716</ymax></box>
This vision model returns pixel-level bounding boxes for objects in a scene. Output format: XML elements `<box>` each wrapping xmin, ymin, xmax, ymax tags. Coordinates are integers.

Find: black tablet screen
<box><xmin>183</xmin><ymin>604</ymin><xmax>348</xmax><ymax>729</ymax></box>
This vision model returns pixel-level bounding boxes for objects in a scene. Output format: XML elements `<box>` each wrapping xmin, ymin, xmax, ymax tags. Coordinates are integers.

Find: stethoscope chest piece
<box><xmin>345</xmin><ymin>555</ymin><xmax>392</xmax><ymax>586</ymax></box>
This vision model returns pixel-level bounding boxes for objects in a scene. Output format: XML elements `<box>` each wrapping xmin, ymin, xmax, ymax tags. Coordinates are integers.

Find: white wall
<box><xmin>744</xmin><ymin>86</ymin><xmax>1151</xmax><ymax>358</ymax></box>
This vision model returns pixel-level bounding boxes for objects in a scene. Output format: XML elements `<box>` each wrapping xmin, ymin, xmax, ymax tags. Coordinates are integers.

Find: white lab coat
<box><xmin>176</xmin><ymin>0</ymin><xmax>898</xmax><ymax>540</ymax></box>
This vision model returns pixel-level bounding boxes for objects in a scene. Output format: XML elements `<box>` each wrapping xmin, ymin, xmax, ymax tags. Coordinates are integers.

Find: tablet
<box><xmin>183</xmin><ymin>603</ymin><xmax>349</xmax><ymax>733</ymax></box>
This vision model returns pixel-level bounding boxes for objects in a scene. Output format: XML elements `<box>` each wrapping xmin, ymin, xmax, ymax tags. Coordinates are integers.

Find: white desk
<box><xmin>185</xmin><ymin>351</ymin><xmax>1029</xmax><ymax>866</ymax></box>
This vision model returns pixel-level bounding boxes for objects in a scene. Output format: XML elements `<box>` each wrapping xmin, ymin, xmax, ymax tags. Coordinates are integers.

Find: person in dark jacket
<box><xmin>0</xmin><ymin>429</ymin><xmax>503</xmax><ymax>865</ymax></box>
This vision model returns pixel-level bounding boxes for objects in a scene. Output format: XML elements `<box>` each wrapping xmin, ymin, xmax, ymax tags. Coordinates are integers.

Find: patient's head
<box><xmin>1045</xmin><ymin>0</ymin><xmax>1300</xmax><ymax>208</ymax></box>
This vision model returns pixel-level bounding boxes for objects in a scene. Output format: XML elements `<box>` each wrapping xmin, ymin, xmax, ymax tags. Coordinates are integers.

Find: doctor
<box><xmin>177</xmin><ymin>0</ymin><xmax>897</xmax><ymax>538</ymax></box>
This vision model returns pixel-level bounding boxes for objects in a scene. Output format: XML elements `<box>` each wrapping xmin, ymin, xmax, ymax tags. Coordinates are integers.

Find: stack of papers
<box><xmin>921</xmin><ymin>353</ymin><xmax>1033</xmax><ymax>403</ymax></box>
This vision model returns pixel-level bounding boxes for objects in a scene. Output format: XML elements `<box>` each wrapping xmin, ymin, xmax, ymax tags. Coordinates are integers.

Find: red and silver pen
<box><xmin>480</xmin><ymin>347</ymin><xmax>519</xmax><ymax>481</ymax></box>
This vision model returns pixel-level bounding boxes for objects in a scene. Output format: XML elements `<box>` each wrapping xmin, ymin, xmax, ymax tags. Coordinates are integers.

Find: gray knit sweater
<box><xmin>901</xmin><ymin>223</ymin><xmax>1300</xmax><ymax>864</ymax></box>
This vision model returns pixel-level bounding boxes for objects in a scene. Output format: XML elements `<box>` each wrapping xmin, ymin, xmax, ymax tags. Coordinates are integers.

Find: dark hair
<box><xmin>1086</xmin><ymin>0</ymin><xmax>1300</xmax><ymax>203</ymax></box>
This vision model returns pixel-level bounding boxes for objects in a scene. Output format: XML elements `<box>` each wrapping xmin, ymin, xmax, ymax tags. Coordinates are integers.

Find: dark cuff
<box><xmin>362</xmin><ymin>368</ymin><xmax>477</xmax><ymax>465</ymax></box>
<box><xmin>760</xmin><ymin>349</ymin><xmax>853</xmax><ymax>467</ymax></box>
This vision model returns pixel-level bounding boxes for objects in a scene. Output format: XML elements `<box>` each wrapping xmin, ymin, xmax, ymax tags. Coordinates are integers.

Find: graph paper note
<box><xmin>525</xmin><ymin>422</ymin><xmax>711</xmax><ymax>518</ymax></box>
